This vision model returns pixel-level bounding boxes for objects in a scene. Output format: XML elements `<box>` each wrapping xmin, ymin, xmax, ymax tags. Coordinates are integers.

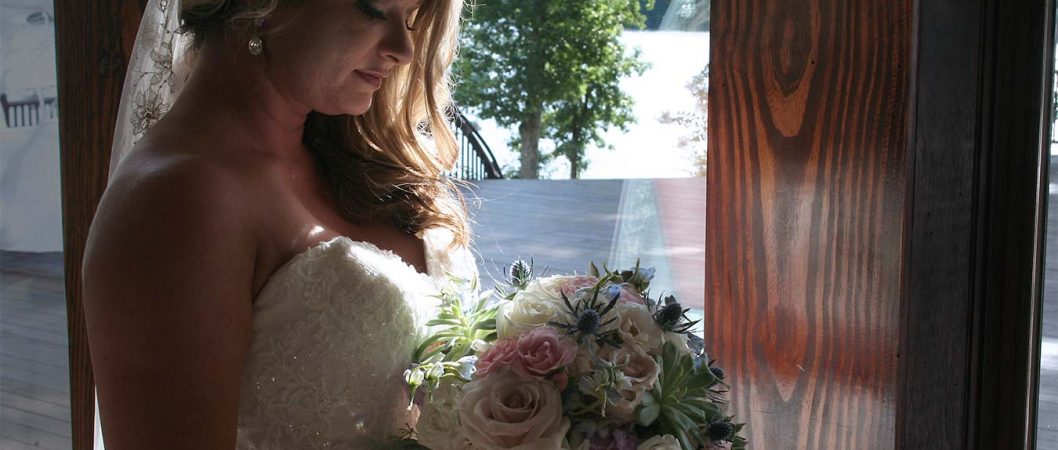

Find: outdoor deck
<box><xmin>2</xmin><ymin>176</ymin><xmax>1056</xmax><ymax>449</ymax></box>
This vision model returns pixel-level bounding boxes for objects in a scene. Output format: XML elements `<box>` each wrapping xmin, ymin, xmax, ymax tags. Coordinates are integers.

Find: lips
<box><xmin>354</xmin><ymin>70</ymin><xmax>383</xmax><ymax>89</ymax></box>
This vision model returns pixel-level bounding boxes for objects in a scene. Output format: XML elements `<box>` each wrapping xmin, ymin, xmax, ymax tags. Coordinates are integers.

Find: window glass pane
<box><xmin>1039</xmin><ymin>9</ymin><xmax>1058</xmax><ymax>448</ymax></box>
<box><xmin>458</xmin><ymin>0</ymin><xmax>710</xmax><ymax>317</ymax></box>
<box><xmin>0</xmin><ymin>1</ymin><xmax>70</xmax><ymax>448</ymax></box>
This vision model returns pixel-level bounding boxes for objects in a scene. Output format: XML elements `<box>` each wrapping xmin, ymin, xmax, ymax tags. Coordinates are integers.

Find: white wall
<box><xmin>0</xmin><ymin>0</ymin><xmax>62</xmax><ymax>252</ymax></box>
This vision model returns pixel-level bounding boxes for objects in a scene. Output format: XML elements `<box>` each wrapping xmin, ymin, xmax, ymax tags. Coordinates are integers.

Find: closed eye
<box><xmin>356</xmin><ymin>0</ymin><xmax>386</xmax><ymax>20</ymax></box>
<box><xmin>357</xmin><ymin>0</ymin><xmax>420</xmax><ymax>31</ymax></box>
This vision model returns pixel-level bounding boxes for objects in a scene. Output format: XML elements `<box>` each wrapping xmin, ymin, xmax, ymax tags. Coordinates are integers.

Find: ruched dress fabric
<box><xmin>234</xmin><ymin>228</ymin><xmax>477</xmax><ymax>449</ymax></box>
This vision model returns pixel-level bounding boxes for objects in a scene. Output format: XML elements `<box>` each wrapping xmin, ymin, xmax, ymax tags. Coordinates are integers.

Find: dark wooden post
<box><xmin>54</xmin><ymin>1</ymin><xmax>148</xmax><ymax>448</ymax></box>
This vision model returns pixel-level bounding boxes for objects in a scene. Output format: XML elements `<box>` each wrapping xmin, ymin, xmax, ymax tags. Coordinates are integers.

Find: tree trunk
<box><xmin>518</xmin><ymin>110</ymin><xmax>543</xmax><ymax>179</ymax></box>
<box><xmin>567</xmin><ymin>91</ymin><xmax>588</xmax><ymax>179</ymax></box>
<box><xmin>569</xmin><ymin>148</ymin><xmax>580</xmax><ymax>179</ymax></box>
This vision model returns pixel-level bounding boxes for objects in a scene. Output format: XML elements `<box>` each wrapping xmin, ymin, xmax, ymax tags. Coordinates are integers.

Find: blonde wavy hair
<box><xmin>180</xmin><ymin>0</ymin><xmax>471</xmax><ymax>246</ymax></box>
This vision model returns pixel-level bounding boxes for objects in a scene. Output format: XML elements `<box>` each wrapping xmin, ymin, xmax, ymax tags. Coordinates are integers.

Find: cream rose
<box><xmin>614</xmin><ymin>302</ymin><xmax>664</xmax><ymax>355</ymax></box>
<box><xmin>458</xmin><ymin>370</ymin><xmax>571</xmax><ymax>449</ymax></box>
<box><xmin>497</xmin><ymin>278</ymin><xmax>570</xmax><ymax>339</ymax></box>
<box><xmin>636</xmin><ymin>435</ymin><xmax>680</xmax><ymax>450</ymax></box>
<box><xmin>416</xmin><ymin>382</ymin><xmax>467</xmax><ymax>450</ymax></box>
<box><xmin>600</xmin><ymin>344</ymin><xmax>660</xmax><ymax>423</ymax></box>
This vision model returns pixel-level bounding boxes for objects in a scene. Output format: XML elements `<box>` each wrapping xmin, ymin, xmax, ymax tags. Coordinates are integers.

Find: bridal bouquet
<box><xmin>400</xmin><ymin>261</ymin><xmax>746</xmax><ymax>450</ymax></box>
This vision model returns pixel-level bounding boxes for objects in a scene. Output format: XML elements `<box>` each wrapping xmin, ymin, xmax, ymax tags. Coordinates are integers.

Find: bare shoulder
<box><xmin>82</xmin><ymin>143</ymin><xmax>258</xmax><ymax>449</ymax></box>
<box><xmin>85</xmin><ymin>146</ymin><xmax>260</xmax><ymax>286</ymax></box>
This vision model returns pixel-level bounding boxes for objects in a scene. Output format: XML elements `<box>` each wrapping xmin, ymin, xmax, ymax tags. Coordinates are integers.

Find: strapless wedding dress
<box><xmin>234</xmin><ymin>228</ymin><xmax>477</xmax><ymax>449</ymax></box>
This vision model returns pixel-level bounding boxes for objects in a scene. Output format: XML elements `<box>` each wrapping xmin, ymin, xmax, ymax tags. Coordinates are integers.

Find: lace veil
<box><xmin>109</xmin><ymin>0</ymin><xmax>193</xmax><ymax>179</ymax></box>
<box><xmin>96</xmin><ymin>0</ymin><xmax>190</xmax><ymax>447</ymax></box>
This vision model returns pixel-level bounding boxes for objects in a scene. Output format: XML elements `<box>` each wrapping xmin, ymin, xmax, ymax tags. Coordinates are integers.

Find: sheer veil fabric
<box><xmin>97</xmin><ymin>0</ymin><xmax>189</xmax><ymax>447</ymax></box>
<box><xmin>110</xmin><ymin>0</ymin><xmax>191</xmax><ymax>179</ymax></box>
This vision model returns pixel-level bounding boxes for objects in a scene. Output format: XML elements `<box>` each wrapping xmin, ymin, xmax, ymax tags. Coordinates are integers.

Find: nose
<box><xmin>379</xmin><ymin>23</ymin><xmax>414</xmax><ymax>65</ymax></box>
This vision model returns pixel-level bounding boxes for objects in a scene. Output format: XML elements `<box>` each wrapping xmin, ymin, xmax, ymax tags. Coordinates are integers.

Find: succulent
<box><xmin>643</xmin><ymin>342</ymin><xmax>747</xmax><ymax>449</ymax></box>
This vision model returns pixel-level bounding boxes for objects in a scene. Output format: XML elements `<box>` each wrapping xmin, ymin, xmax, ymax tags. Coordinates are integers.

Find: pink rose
<box><xmin>475</xmin><ymin>339</ymin><xmax>519</xmax><ymax>378</ymax></box>
<box><xmin>512</xmin><ymin>327</ymin><xmax>578</xmax><ymax>380</ymax></box>
<box><xmin>561</xmin><ymin>276</ymin><xmax>599</xmax><ymax>297</ymax></box>
<box><xmin>458</xmin><ymin>371</ymin><xmax>570</xmax><ymax>449</ymax></box>
<box><xmin>601</xmin><ymin>345</ymin><xmax>660</xmax><ymax>423</ymax></box>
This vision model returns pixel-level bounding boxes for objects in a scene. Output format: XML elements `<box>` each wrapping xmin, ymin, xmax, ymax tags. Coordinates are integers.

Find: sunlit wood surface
<box><xmin>706</xmin><ymin>0</ymin><xmax>910</xmax><ymax>447</ymax></box>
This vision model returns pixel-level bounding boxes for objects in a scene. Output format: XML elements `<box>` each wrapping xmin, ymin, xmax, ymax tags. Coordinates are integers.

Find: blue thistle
<box><xmin>651</xmin><ymin>295</ymin><xmax>701</xmax><ymax>334</ymax></box>
<box><xmin>710</xmin><ymin>366</ymin><xmax>726</xmax><ymax>380</ymax></box>
<box><xmin>706</xmin><ymin>419</ymin><xmax>734</xmax><ymax>442</ymax></box>
<box><xmin>507</xmin><ymin>259</ymin><xmax>533</xmax><ymax>289</ymax></box>
<box><xmin>575</xmin><ymin>309</ymin><xmax>602</xmax><ymax>336</ymax></box>
<box><xmin>549</xmin><ymin>280</ymin><xmax>622</xmax><ymax>346</ymax></box>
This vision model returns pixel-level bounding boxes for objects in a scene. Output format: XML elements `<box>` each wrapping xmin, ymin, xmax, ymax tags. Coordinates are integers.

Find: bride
<box><xmin>81</xmin><ymin>0</ymin><xmax>474</xmax><ymax>448</ymax></box>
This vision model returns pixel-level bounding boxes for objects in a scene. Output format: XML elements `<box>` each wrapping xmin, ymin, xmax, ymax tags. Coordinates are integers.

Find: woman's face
<box><xmin>263</xmin><ymin>0</ymin><xmax>423</xmax><ymax>116</ymax></box>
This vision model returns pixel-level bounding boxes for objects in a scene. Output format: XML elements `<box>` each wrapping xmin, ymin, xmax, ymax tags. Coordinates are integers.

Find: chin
<box><xmin>343</xmin><ymin>99</ymin><xmax>374</xmax><ymax>117</ymax></box>
<box><xmin>316</xmin><ymin>94</ymin><xmax>373</xmax><ymax>117</ymax></box>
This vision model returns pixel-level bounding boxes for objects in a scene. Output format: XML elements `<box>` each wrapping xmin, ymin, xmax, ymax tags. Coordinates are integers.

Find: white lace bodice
<box><xmin>235</xmin><ymin>228</ymin><xmax>477</xmax><ymax>449</ymax></box>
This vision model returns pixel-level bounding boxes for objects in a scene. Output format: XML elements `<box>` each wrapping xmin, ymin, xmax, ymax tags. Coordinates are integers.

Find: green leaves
<box><xmin>645</xmin><ymin>341</ymin><xmax>747</xmax><ymax>448</ymax></box>
<box><xmin>405</xmin><ymin>275</ymin><xmax>501</xmax><ymax>408</ymax></box>
<box><xmin>454</xmin><ymin>0</ymin><xmax>652</xmax><ymax>178</ymax></box>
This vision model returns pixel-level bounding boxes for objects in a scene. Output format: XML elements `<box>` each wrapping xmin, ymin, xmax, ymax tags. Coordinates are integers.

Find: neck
<box><xmin>165</xmin><ymin>37</ymin><xmax>309</xmax><ymax>160</ymax></box>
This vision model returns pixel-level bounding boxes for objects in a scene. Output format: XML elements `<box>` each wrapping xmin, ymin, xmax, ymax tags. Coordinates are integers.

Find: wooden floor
<box><xmin>1</xmin><ymin>251</ymin><xmax>71</xmax><ymax>450</ymax></box>
<box><xmin>1</xmin><ymin>176</ymin><xmax>1056</xmax><ymax>449</ymax></box>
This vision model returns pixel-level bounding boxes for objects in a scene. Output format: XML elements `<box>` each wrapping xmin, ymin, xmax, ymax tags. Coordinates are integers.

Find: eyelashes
<box><xmin>355</xmin><ymin>0</ymin><xmax>386</xmax><ymax>20</ymax></box>
<box><xmin>355</xmin><ymin>0</ymin><xmax>419</xmax><ymax>31</ymax></box>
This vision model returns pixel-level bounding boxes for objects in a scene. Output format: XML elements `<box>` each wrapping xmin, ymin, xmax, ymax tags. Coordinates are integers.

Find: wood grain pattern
<box><xmin>54</xmin><ymin>1</ymin><xmax>148</xmax><ymax>448</ymax></box>
<box><xmin>706</xmin><ymin>1</ymin><xmax>910</xmax><ymax>448</ymax></box>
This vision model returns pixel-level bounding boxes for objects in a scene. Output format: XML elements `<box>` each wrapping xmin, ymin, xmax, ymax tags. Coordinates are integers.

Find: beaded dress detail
<box><xmin>234</xmin><ymin>228</ymin><xmax>477</xmax><ymax>449</ymax></box>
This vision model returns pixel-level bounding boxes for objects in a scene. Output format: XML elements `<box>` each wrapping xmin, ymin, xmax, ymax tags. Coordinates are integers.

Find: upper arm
<box><xmin>82</xmin><ymin>156</ymin><xmax>257</xmax><ymax>449</ymax></box>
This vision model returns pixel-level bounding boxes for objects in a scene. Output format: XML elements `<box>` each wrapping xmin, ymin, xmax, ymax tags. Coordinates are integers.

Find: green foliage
<box><xmin>404</xmin><ymin>275</ymin><xmax>497</xmax><ymax>407</ymax></box>
<box><xmin>642</xmin><ymin>341</ymin><xmax>748</xmax><ymax>449</ymax></box>
<box><xmin>455</xmin><ymin>0</ymin><xmax>652</xmax><ymax>178</ymax></box>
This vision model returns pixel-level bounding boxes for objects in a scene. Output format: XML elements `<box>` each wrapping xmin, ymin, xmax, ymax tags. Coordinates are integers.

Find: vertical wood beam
<box><xmin>54</xmin><ymin>1</ymin><xmax>147</xmax><ymax>448</ymax></box>
<box><xmin>902</xmin><ymin>0</ymin><xmax>1053</xmax><ymax>447</ymax></box>
<box><xmin>706</xmin><ymin>0</ymin><xmax>911</xmax><ymax>448</ymax></box>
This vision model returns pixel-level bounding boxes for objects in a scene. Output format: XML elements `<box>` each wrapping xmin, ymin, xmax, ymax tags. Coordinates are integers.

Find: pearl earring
<box><xmin>248</xmin><ymin>19</ymin><xmax>264</xmax><ymax>56</ymax></box>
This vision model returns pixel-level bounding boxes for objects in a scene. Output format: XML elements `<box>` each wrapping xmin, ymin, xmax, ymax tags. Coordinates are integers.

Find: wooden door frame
<box><xmin>54</xmin><ymin>0</ymin><xmax>147</xmax><ymax>449</ymax></box>
<box><xmin>899</xmin><ymin>0</ymin><xmax>1054</xmax><ymax>447</ymax></box>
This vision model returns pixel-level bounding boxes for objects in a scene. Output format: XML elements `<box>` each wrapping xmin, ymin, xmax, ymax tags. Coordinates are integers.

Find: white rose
<box><xmin>535</xmin><ymin>275</ymin><xmax>572</xmax><ymax>297</ymax></box>
<box><xmin>416</xmin><ymin>382</ymin><xmax>467</xmax><ymax>450</ymax></box>
<box><xmin>458</xmin><ymin>370</ymin><xmax>571</xmax><ymax>450</ymax></box>
<box><xmin>637</xmin><ymin>434</ymin><xmax>680</xmax><ymax>450</ymax></box>
<box><xmin>662</xmin><ymin>331</ymin><xmax>692</xmax><ymax>355</ymax></box>
<box><xmin>614</xmin><ymin>302</ymin><xmax>664</xmax><ymax>354</ymax></box>
<box><xmin>498</xmin><ymin>279</ymin><xmax>567</xmax><ymax>339</ymax></box>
